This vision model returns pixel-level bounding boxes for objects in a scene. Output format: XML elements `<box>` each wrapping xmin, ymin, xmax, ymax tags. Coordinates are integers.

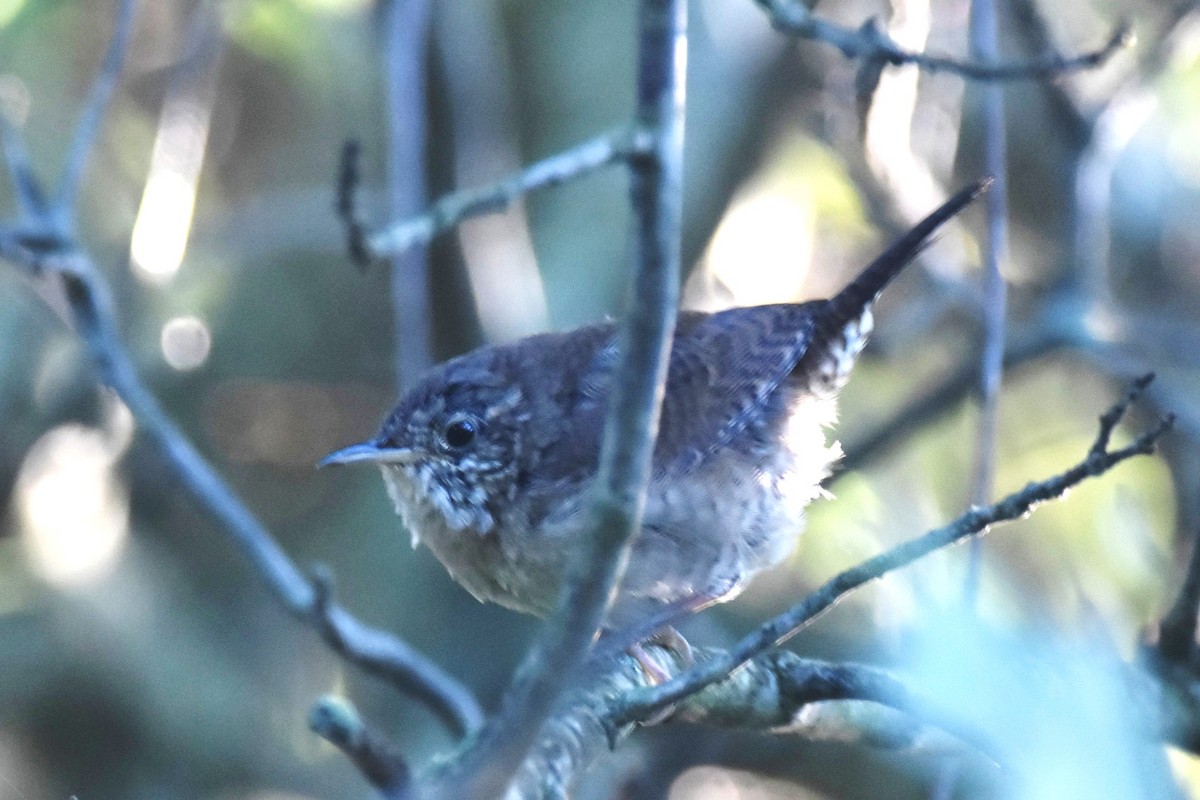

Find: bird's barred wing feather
<box><xmin>654</xmin><ymin>304</ymin><xmax>824</xmax><ymax>474</ymax></box>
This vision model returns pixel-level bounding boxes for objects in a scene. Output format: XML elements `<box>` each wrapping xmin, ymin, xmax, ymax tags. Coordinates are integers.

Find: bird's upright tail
<box><xmin>797</xmin><ymin>179</ymin><xmax>990</xmax><ymax>397</ymax></box>
<box><xmin>825</xmin><ymin>178</ymin><xmax>991</xmax><ymax>330</ymax></box>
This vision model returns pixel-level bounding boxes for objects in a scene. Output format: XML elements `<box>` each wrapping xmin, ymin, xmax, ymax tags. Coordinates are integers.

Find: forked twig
<box><xmin>755</xmin><ymin>0</ymin><xmax>1130</xmax><ymax>80</ymax></box>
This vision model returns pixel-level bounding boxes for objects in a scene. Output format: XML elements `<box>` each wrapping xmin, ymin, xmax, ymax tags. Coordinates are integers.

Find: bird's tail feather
<box><xmin>825</xmin><ymin>178</ymin><xmax>991</xmax><ymax>331</ymax></box>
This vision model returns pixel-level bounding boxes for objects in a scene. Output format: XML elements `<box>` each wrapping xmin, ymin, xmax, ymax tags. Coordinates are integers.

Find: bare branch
<box><xmin>363</xmin><ymin>127</ymin><xmax>650</xmax><ymax>260</ymax></box>
<box><xmin>54</xmin><ymin>0</ymin><xmax>137</xmax><ymax>218</ymax></box>
<box><xmin>1091</xmin><ymin>373</ymin><xmax>1156</xmax><ymax>456</ymax></box>
<box><xmin>309</xmin><ymin>567</ymin><xmax>484</xmax><ymax>736</ymax></box>
<box><xmin>309</xmin><ymin>696</ymin><xmax>412</xmax><ymax>799</ymax></box>
<box><xmin>425</xmin><ymin>3</ymin><xmax>687</xmax><ymax>797</ymax></box>
<box><xmin>754</xmin><ymin>0</ymin><xmax>1131</xmax><ymax>81</ymax></box>
<box><xmin>510</xmin><ymin>647</ymin><xmax>993</xmax><ymax>799</ymax></box>
<box><xmin>617</xmin><ymin>377</ymin><xmax>1173</xmax><ymax>724</ymax></box>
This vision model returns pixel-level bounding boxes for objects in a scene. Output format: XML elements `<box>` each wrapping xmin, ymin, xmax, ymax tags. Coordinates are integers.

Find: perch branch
<box><xmin>360</xmin><ymin>127</ymin><xmax>650</xmax><ymax>261</ymax></box>
<box><xmin>511</xmin><ymin>646</ymin><xmax>993</xmax><ymax>799</ymax></box>
<box><xmin>0</xmin><ymin>7</ymin><xmax>481</xmax><ymax>740</ymax></box>
<box><xmin>617</xmin><ymin>376</ymin><xmax>1173</xmax><ymax>724</ymax></box>
<box><xmin>753</xmin><ymin>0</ymin><xmax>1130</xmax><ymax>80</ymax></box>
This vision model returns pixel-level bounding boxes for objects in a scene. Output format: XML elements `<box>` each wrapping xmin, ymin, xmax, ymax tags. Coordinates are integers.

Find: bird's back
<box><xmin>491</xmin><ymin>303</ymin><xmax>844</xmax><ymax>622</ymax></box>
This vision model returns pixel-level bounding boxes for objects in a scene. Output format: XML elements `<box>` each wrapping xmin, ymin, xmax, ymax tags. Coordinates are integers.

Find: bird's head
<box><xmin>321</xmin><ymin>358</ymin><xmax>528</xmax><ymax>537</ymax></box>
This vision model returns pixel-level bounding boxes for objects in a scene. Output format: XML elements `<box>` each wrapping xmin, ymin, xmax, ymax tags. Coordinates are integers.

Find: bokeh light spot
<box><xmin>160</xmin><ymin>316</ymin><xmax>212</xmax><ymax>371</ymax></box>
<box><xmin>16</xmin><ymin>424</ymin><xmax>129</xmax><ymax>587</ymax></box>
<box><xmin>131</xmin><ymin>170</ymin><xmax>196</xmax><ymax>282</ymax></box>
<box><xmin>701</xmin><ymin>188</ymin><xmax>815</xmax><ymax>309</ymax></box>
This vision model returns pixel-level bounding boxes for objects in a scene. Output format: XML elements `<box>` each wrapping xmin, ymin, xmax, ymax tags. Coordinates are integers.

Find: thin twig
<box><xmin>754</xmin><ymin>0</ymin><xmax>1130</xmax><ymax>81</ymax></box>
<box><xmin>54</xmin><ymin>0</ymin><xmax>137</xmax><ymax>219</ymax></box>
<box><xmin>616</xmin><ymin>377</ymin><xmax>1173</xmax><ymax>724</ymax></box>
<box><xmin>424</xmin><ymin>3</ymin><xmax>686</xmax><ymax>797</ymax></box>
<box><xmin>1091</xmin><ymin>373</ymin><xmax>1155</xmax><ymax>456</ymax></box>
<box><xmin>337</xmin><ymin>139</ymin><xmax>370</xmax><ymax>268</ymax></box>
<box><xmin>964</xmin><ymin>0</ymin><xmax>1011</xmax><ymax>603</ymax></box>
<box><xmin>364</xmin><ymin>127</ymin><xmax>651</xmax><ymax>260</ymax></box>
<box><xmin>309</xmin><ymin>696</ymin><xmax>412</xmax><ymax>798</ymax></box>
<box><xmin>383</xmin><ymin>0</ymin><xmax>434</xmax><ymax>388</ymax></box>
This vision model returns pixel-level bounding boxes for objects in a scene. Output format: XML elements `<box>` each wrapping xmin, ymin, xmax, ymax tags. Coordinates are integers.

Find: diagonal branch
<box><xmin>21</xmin><ymin>250</ymin><xmax>482</xmax><ymax>738</ymax></box>
<box><xmin>360</xmin><ymin>127</ymin><xmax>650</xmax><ymax>261</ymax></box>
<box><xmin>754</xmin><ymin>0</ymin><xmax>1131</xmax><ymax>81</ymax></box>
<box><xmin>0</xmin><ymin>5</ymin><xmax>482</xmax><ymax>742</ymax></box>
<box><xmin>616</xmin><ymin>376</ymin><xmax>1173</xmax><ymax>725</ymax></box>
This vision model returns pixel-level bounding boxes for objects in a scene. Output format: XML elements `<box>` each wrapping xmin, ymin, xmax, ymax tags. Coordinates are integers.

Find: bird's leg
<box><xmin>626</xmin><ymin>625</ymin><xmax>694</xmax><ymax>726</ymax></box>
<box><xmin>629</xmin><ymin>624</ymin><xmax>695</xmax><ymax>678</ymax></box>
<box><xmin>591</xmin><ymin>577</ymin><xmax>738</xmax><ymax>664</ymax></box>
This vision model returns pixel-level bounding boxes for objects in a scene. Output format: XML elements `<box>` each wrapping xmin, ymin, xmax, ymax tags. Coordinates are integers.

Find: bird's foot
<box><xmin>627</xmin><ymin>625</ymin><xmax>693</xmax><ymax>726</ymax></box>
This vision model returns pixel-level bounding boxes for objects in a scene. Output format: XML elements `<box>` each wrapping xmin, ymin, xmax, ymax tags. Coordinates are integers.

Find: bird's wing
<box><xmin>654</xmin><ymin>303</ymin><xmax>824</xmax><ymax>474</ymax></box>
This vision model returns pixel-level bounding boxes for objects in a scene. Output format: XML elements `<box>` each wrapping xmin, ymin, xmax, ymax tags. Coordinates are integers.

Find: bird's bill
<box><xmin>318</xmin><ymin>442</ymin><xmax>422</xmax><ymax>468</ymax></box>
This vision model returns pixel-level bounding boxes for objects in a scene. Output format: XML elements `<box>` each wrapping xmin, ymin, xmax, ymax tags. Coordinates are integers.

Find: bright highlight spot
<box><xmin>16</xmin><ymin>422</ymin><xmax>130</xmax><ymax>587</ymax></box>
<box><xmin>160</xmin><ymin>315</ymin><xmax>212</xmax><ymax>370</ymax></box>
<box><xmin>670</xmin><ymin>765</ymin><xmax>825</xmax><ymax>799</ymax></box>
<box><xmin>1168</xmin><ymin>747</ymin><xmax>1200</xmax><ymax>798</ymax></box>
<box><xmin>131</xmin><ymin>169</ymin><xmax>198</xmax><ymax>282</ymax></box>
<box><xmin>700</xmin><ymin>188</ymin><xmax>815</xmax><ymax>309</ymax></box>
<box><xmin>130</xmin><ymin>91</ymin><xmax>216</xmax><ymax>283</ymax></box>
<box><xmin>291</xmin><ymin>0</ymin><xmax>370</xmax><ymax>12</ymax></box>
<box><xmin>0</xmin><ymin>0</ymin><xmax>27</xmax><ymax>29</ymax></box>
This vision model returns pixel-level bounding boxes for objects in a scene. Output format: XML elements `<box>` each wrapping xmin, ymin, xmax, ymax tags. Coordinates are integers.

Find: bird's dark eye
<box><xmin>443</xmin><ymin>417</ymin><xmax>477</xmax><ymax>449</ymax></box>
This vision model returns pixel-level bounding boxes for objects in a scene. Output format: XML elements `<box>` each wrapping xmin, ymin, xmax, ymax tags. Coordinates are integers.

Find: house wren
<box><xmin>322</xmin><ymin>181</ymin><xmax>985</xmax><ymax>631</ymax></box>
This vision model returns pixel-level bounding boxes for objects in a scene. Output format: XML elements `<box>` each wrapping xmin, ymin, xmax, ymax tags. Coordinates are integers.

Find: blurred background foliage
<box><xmin>1</xmin><ymin>0</ymin><xmax>1199</xmax><ymax>798</ymax></box>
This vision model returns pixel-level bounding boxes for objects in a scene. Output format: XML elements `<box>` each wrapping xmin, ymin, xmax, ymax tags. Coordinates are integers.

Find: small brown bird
<box><xmin>323</xmin><ymin>181</ymin><xmax>985</xmax><ymax>635</ymax></box>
